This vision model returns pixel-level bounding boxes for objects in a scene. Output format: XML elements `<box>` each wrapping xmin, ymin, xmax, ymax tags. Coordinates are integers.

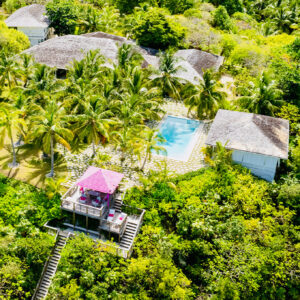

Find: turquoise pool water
<box><xmin>154</xmin><ymin>116</ymin><xmax>200</xmax><ymax>161</ymax></box>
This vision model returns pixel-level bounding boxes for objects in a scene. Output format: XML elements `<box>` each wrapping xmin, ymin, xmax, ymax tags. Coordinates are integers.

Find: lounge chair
<box><xmin>107</xmin><ymin>209</ymin><xmax>115</xmax><ymax>222</ymax></box>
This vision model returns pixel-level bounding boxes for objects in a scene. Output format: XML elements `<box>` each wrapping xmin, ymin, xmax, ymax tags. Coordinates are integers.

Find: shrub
<box><xmin>0</xmin><ymin>21</ymin><xmax>30</xmax><ymax>53</ymax></box>
<box><xmin>213</xmin><ymin>5</ymin><xmax>233</xmax><ymax>31</ymax></box>
<box><xmin>161</xmin><ymin>0</ymin><xmax>194</xmax><ymax>15</ymax></box>
<box><xmin>228</xmin><ymin>43</ymin><xmax>268</xmax><ymax>75</ymax></box>
<box><xmin>220</xmin><ymin>33</ymin><xmax>238</xmax><ymax>57</ymax></box>
<box><xmin>46</xmin><ymin>0</ymin><xmax>81</xmax><ymax>35</ymax></box>
<box><xmin>183</xmin><ymin>8</ymin><xmax>202</xmax><ymax>18</ymax></box>
<box><xmin>132</xmin><ymin>8</ymin><xmax>186</xmax><ymax>49</ymax></box>
<box><xmin>115</xmin><ymin>0</ymin><xmax>143</xmax><ymax>14</ymax></box>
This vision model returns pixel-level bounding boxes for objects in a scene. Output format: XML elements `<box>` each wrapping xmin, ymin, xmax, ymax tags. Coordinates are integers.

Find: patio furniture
<box><xmin>79</xmin><ymin>194</ymin><xmax>87</xmax><ymax>204</ymax></box>
<box><xmin>107</xmin><ymin>209</ymin><xmax>115</xmax><ymax>222</ymax></box>
<box><xmin>115</xmin><ymin>212</ymin><xmax>127</xmax><ymax>226</ymax></box>
<box><xmin>92</xmin><ymin>196</ymin><xmax>101</xmax><ymax>207</ymax></box>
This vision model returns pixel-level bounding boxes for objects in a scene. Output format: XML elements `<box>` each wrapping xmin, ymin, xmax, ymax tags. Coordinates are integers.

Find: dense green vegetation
<box><xmin>0</xmin><ymin>0</ymin><xmax>299</xmax><ymax>298</ymax></box>
<box><xmin>0</xmin><ymin>174</ymin><xmax>59</xmax><ymax>298</ymax></box>
<box><xmin>47</xmin><ymin>154</ymin><xmax>299</xmax><ymax>299</ymax></box>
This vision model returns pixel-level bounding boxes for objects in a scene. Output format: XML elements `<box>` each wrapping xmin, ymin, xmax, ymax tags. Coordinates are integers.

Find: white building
<box><xmin>205</xmin><ymin>109</ymin><xmax>289</xmax><ymax>182</ymax></box>
<box><xmin>5</xmin><ymin>4</ymin><xmax>49</xmax><ymax>46</ymax></box>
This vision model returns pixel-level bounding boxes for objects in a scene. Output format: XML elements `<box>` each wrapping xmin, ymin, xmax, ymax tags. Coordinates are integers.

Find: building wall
<box><xmin>16</xmin><ymin>26</ymin><xmax>48</xmax><ymax>46</ymax></box>
<box><xmin>232</xmin><ymin>150</ymin><xmax>279</xmax><ymax>182</ymax></box>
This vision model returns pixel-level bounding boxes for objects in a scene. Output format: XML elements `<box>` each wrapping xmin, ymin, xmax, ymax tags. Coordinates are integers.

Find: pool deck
<box><xmin>62</xmin><ymin>100</ymin><xmax>211</xmax><ymax>189</ymax></box>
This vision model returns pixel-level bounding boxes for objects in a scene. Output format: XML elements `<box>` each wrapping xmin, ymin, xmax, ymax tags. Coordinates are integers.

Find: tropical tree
<box><xmin>116</xmin><ymin>43</ymin><xmax>143</xmax><ymax>75</ymax></box>
<box><xmin>28</xmin><ymin>100</ymin><xmax>73</xmax><ymax>177</ymax></box>
<box><xmin>238</xmin><ymin>72</ymin><xmax>284</xmax><ymax>116</ymax></box>
<box><xmin>184</xmin><ymin>69</ymin><xmax>226</xmax><ymax>119</ymax></box>
<box><xmin>151</xmin><ymin>51</ymin><xmax>184</xmax><ymax>101</ymax></box>
<box><xmin>0</xmin><ymin>52</ymin><xmax>21</xmax><ymax>92</ymax></box>
<box><xmin>72</xmin><ymin>96</ymin><xmax>112</xmax><ymax>157</ymax></box>
<box><xmin>25</xmin><ymin>64</ymin><xmax>63</xmax><ymax>106</ymax></box>
<box><xmin>111</xmin><ymin>93</ymin><xmax>147</xmax><ymax>164</ymax></box>
<box><xmin>133</xmin><ymin>128</ymin><xmax>166</xmax><ymax>171</ymax></box>
<box><xmin>18</xmin><ymin>54</ymin><xmax>35</xmax><ymax>88</ymax></box>
<box><xmin>0</xmin><ymin>104</ymin><xmax>26</xmax><ymax>167</ymax></box>
<box><xmin>272</xmin><ymin>6</ymin><xmax>295</xmax><ymax>33</ymax></box>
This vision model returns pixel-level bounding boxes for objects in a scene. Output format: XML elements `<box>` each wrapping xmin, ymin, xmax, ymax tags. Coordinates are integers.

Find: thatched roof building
<box><xmin>5</xmin><ymin>4</ymin><xmax>49</xmax><ymax>28</ymax></box>
<box><xmin>205</xmin><ymin>110</ymin><xmax>289</xmax><ymax>181</ymax></box>
<box><xmin>206</xmin><ymin>110</ymin><xmax>289</xmax><ymax>159</ymax></box>
<box><xmin>23</xmin><ymin>32</ymin><xmax>224</xmax><ymax>84</ymax></box>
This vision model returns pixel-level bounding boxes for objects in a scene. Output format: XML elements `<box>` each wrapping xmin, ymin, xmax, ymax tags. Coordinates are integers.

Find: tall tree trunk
<box><xmin>92</xmin><ymin>139</ymin><xmax>96</xmax><ymax>157</ymax></box>
<box><xmin>140</xmin><ymin>151</ymin><xmax>148</xmax><ymax>171</ymax></box>
<box><xmin>9</xmin><ymin>134</ymin><xmax>18</xmax><ymax>167</ymax></box>
<box><xmin>49</xmin><ymin>135</ymin><xmax>54</xmax><ymax>178</ymax></box>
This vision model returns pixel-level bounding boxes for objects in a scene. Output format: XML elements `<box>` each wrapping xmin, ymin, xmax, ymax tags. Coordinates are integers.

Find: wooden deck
<box><xmin>61</xmin><ymin>199</ymin><xmax>104</xmax><ymax>218</ymax></box>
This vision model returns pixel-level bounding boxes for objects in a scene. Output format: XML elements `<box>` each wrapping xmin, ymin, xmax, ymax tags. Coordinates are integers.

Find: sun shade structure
<box><xmin>76</xmin><ymin>166</ymin><xmax>124</xmax><ymax>194</ymax></box>
<box><xmin>23</xmin><ymin>32</ymin><xmax>224</xmax><ymax>84</ymax></box>
<box><xmin>205</xmin><ymin>110</ymin><xmax>289</xmax><ymax>182</ymax></box>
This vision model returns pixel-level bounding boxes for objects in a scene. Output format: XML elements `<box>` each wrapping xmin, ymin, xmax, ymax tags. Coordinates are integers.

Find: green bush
<box><xmin>211</xmin><ymin>0</ymin><xmax>243</xmax><ymax>15</ymax></box>
<box><xmin>213</xmin><ymin>5</ymin><xmax>233</xmax><ymax>31</ymax></box>
<box><xmin>132</xmin><ymin>7</ymin><xmax>186</xmax><ymax>49</ymax></box>
<box><xmin>124</xmin><ymin>163</ymin><xmax>299</xmax><ymax>298</ymax></box>
<box><xmin>0</xmin><ymin>21</ymin><xmax>30</xmax><ymax>53</ymax></box>
<box><xmin>161</xmin><ymin>0</ymin><xmax>194</xmax><ymax>15</ymax></box>
<box><xmin>46</xmin><ymin>0</ymin><xmax>81</xmax><ymax>35</ymax></box>
<box><xmin>228</xmin><ymin>43</ymin><xmax>267</xmax><ymax>75</ymax></box>
<box><xmin>0</xmin><ymin>175</ymin><xmax>56</xmax><ymax>298</ymax></box>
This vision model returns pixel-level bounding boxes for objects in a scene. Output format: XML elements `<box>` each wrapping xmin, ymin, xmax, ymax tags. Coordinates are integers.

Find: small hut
<box><xmin>205</xmin><ymin>109</ymin><xmax>289</xmax><ymax>182</ymax></box>
<box><xmin>5</xmin><ymin>4</ymin><xmax>49</xmax><ymax>46</ymax></box>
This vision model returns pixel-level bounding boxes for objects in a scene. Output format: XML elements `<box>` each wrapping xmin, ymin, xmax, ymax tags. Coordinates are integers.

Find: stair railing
<box><xmin>32</xmin><ymin>232</ymin><xmax>70</xmax><ymax>299</ymax></box>
<box><xmin>32</xmin><ymin>231</ymin><xmax>59</xmax><ymax>300</ymax></box>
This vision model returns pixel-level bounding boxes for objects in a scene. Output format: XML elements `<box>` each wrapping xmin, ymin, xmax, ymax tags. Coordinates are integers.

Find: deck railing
<box><xmin>61</xmin><ymin>199</ymin><xmax>104</xmax><ymax>218</ymax></box>
<box><xmin>99</xmin><ymin>216</ymin><xmax>127</xmax><ymax>236</ymax></box>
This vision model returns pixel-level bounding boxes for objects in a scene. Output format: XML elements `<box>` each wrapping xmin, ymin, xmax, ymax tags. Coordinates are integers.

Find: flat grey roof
<box><xmin>205</xmin><ymin>109</ymin><xmax>289</xmax><ymax>159</ymax></box>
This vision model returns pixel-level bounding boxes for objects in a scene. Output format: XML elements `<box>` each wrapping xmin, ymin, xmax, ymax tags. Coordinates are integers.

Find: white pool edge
<box><xmin>153</xmin><ymin>114</ymin><xmax>203</xmax><ymax>162</ymax></box>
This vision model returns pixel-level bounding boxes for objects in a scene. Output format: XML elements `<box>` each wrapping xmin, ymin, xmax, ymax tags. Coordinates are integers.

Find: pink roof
<box><xmin>76</xmin><ymin>166</ymin><xmax>124</xmax><ymax>194</ymax></box>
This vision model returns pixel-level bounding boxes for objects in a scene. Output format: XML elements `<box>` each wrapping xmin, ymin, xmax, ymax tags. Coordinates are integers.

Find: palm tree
<box><xmin>111</xmin><ymin>93</ymin><xmax>146</xmax><ymax>163</ymax></box>
<box><xmin>0</xmin><ymin>104</ymin><xmax>26</xmax><ymax>167</ymax></box>
<box><xmin>238</xmin><ymin>72</ymin><xmax>284</xmax><ymax>116</ymax></box>
<box><xmin>151</xmin><ymin>51</ymin><xmax>184</xmax><ymax>100</ymax></box>
<box><xmin>184</xmin><ymin>69</ymin><xmax>226</xmax><ymax>119</ymax></box>
<box><xmin>133</xmin><ymin>128</ymin><xmax>166</xmax><ymax>171</ymax></box>
<box><xmin>272</xmin><ymin>6</ymin><xmax>294</xmax><ymax>33</ymax></box>
<box><xmin>0</xmin><ymin>52</ymin><xmax>21</xmax><ymax>91</ymax></box>
<box><xmin>72</xmin><ymin>96</ymin><xmax>112</xmax><ymax>157</ymax></box>
<box><xmin>28</xmin><ymin>100</ymin><xmax>73</xmax><ymax>177</ymax></box>
<box><xmin>19</xmin><ymin>54</ymin><xmax>35</xmax><ymax>88</ymax></box>
<box><xmin>25</xmin><ymin>64</ymin><xmax>63</xmax><ymax>106</ymax></box>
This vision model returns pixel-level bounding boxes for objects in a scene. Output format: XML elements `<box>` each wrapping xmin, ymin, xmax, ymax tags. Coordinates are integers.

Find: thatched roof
<box><xmin>205</xmin><ymin>110</ymin><xmax>289</xmax><ymax>159</ymax></box>
<box><xmin>5</xmin><ymin>4</ymin><xmax>49</xmax><ymax>28</ymax></box>
<box><xmin>23</xmin><ymin>32</ymin><xmax>224</xmax><ymax>84</ymax></box>
<box><xmin>175</xmin><ymin>49</ymin><xmax>224</xmax><ymax>76</ymax></box>
<box><xmin>24</xmin><ymin>35</ymin><xmax>120</xmax><ymax>69</ymax></box>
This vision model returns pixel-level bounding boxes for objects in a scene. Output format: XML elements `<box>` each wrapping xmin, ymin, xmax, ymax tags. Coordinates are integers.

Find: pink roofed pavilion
<box><xmin>76</xmin><ymin>166</ymin><xmax>124</xmax><ymax>194</ymax></box>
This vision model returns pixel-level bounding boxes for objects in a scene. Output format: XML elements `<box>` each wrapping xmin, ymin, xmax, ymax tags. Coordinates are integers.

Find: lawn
<box><xmin>0</xmin><ymin>133</ymin><xmax>68</xmax><ymax>188</ymax></box>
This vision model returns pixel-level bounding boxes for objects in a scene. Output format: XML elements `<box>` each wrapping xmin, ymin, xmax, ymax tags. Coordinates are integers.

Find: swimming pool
<box><xmin>154</xmin><ymin>115</ymin><xmax>201</xmax><ymax>161</ymax></box>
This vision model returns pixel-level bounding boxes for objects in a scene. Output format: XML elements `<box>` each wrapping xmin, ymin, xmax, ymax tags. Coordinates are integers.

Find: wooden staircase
<box><xmin>119</xmin><ymin>220</ymin><xmax>138</xmax><ymax>250</ymax></box>
<box><xmin>32</xmin><ymin>232</ymin><xmax>69</xmax><ymax>300</ymax></box>
<box><xmin>112</xmin><ymin>197</ymin><xmax>123</xmax><ymax>213</ymax></box>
